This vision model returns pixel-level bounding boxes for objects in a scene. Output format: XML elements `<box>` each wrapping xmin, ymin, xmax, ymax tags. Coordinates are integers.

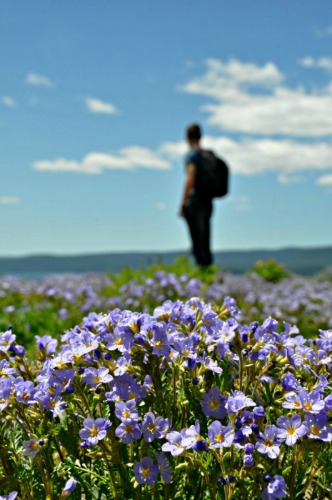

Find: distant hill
<box><xmin>0</xmin><ymin>246</ymin><xmax>331</xmax><ymax>277</ymax></box>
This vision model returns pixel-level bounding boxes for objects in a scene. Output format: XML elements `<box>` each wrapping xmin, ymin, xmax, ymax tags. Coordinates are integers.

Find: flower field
<box><xmin>0</xmin><ymin>259</ymin><xmax>331</xmax><ymax>499</ymax></box>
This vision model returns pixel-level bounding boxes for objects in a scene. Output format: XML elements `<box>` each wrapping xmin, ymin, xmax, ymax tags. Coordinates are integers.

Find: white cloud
<box><xmin>228</xmin><ymin>195</ymin><xmax>251</xmax><ymax>211</ymax></box>
<box><xmin>85</xmin><ymin>97</ymin><xmax>118</xmax><ymax>115</ymax></box>
<box><xmin>33</xmin><ymin>158</ymin><xmax>102</xmax><ymax>175</ymax></box>
<box><xmin>159</xmin><ymin>141</ymin><xmax>187</xmax><ymax>159</ymax></box>
<box><xmin>33</xmin><ymin>146</ymin><xmax>171</xmax><ymax>174</ymax></box>
<box><xmin>315</xmin><ymin>26</ymin><xmax>332</xmax><ymax>37</ymax></box>
<box><xmin>1</xmin><ymin>96</ymin><xmax>16</xmax><ymax>107</ymax></box>
<box><xmin>299</xmin><ymin>56</ymin><xmax>332</xmax><ymax>72</ymax></box>
<box><xmin>26</xmin><ymin>72</ymin><xmax>54</xmax><ymax>88</ymax></box>
<box><xmin>316</xmin><ymin>173</ymin><xmax>332</xmax><ymax>186</ymax></box>
<box><xmin>160</xmin><ymin>135</ymin><xmax>332</xmax><ymax>177</ymax></box>
<box><xmin>277</xmin><ymin>174</ymin><xmax>304</xmax><ymax>185</ymax></box>
<box><xmin>0</xmin><ymin>196</ymin><xmax>20</xmax><ymax>204</ymax></box>
<box><xmin>181</xmin><ymin>58</ymin><xmax>332</xmax><ymax>137</ymax></box>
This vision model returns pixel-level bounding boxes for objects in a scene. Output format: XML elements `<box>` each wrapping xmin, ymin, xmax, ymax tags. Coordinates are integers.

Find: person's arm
<box><xmin>178</xmin><ymin>162</ymin><xmax>196</xmax><ymax>216</ymax></box>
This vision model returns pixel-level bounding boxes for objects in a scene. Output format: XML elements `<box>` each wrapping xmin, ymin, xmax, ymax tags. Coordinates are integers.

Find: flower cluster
<box><xmin>2</xmin><ymin>264</ymin><xmax>332</xmax><ymax>357</ymax></box>
<box><xmin>0</xmin><ymin>295</ymin><xmax>331</xmax><ymax>498</ymax></box>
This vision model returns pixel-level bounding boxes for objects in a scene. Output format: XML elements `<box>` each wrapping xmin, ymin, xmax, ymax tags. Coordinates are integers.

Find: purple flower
<box><xmin>201</xmin><ymin>387</ymin><xmax>227</xmax><ymax>418</ymax></box>
<box><xmin>174</xmin><ymin>337</ymin><xmax>197</xmax><ymax>359</ymax></box>
<box><xmin>253</xmin><ymin>406</ymin><xmax>265</xmax><ymax>420</ymax></box>
<box><xmin>15</xmin><ymin>381</ymin><xmax>37</xmax><ymax>405</ymax></box>
<box><xmin>49</xmin><ymin>369</ymin><xmax>76</xmax><ymax>394</ymax></box>
<box><xmin>299</xmin><ymin>389</ymin><xmax>325</xmax><ymax>414</ymax></box>
<box><xmin>244</xmin><ymin>443</ymin><xmax>255</xmax><ymax>454</ymax></box>
<box><xmin>199</xmin><ymin>354</ymin><xmax>223</xmax><ymax>374</ymax></box>
<box><xmin>106</xmin><ymin>373</ymin><xmax>147</xmax><ymax>402</ymax></box>
<box><xmin>134</xmin><ymin>456</ymin><xmax>159</xmax><ymax>485</ymax></box>
<box><xmin>35</xmin><ymin>335</ymin><xmax>58</xmax><ymax>354</ymax></box>
<box><xmin>114</xmin><ymin>352</ymin><xmax>132</xmax><ymax>376</ymax></box>
<box><xmin>162</xmin><ymin>431</ymin><xmax>186</xmax><ymax>456</ymax></box>
<box><xmin>79</xmin><ymin>418</ymin><xmax>111</xmax><ymax>446</ymax></box>
<box><xmin>208</xmin><ymin>421</ymin><xmax>234</xmax><ymax>449</ymax></box>
<box><xmin>0</xmin><ymin>360</ymin><xmax>16</xmax><ymax>378</ymax></box>
<box><xmin>225</xmin><ymin>391</ymin><xmax>256</xmax><ymax>414</ymax></box>
<box><xmin>22</xmin><ymin>439</ymin><xmax>40</xmax><ymax>458</ymax></box>
<box><xmin>277</xmin><ymin>414</ymin><xmax>308</xmax><ymax>445</ymax></box>
<box><xmin>42</xmin><ymin>394</ymin><xmax>67</xmax><ymax>417</ymax></box>
<box><xmin>243</xmin><ymin>454</ymin><xmax>255</xmax><ymax>467</ymax></box>
<box><xmin>0</xmin><ymin>385</ymin><xmax>10</xmax><ymax>412</ymax></box>
<box><xmin>224</xmin><ymin>296</ymin><xmax>241</xmax><ymax>319</ymax></box>
<box><xmin>304</xmin><ymin>412</ymin><xmax>332</xmax><ymax>441</ymax></box>
<box><xmin>115</xmin><ymin>400</ymin><xmax>139</xmax><ymax>422</ymax></box>
<box><xmin>115</xmin><ymin>420</ymin><xmax>142</xmax><ymax>444</ymax></box>
<box><xmin>181</xmin><ymin>420</ymin><xmax>202</xmax><ymax>449</ymax></box>
<box><xmin>142</xmin><ymin>412</ymin><xmax>165</xmax><ymax>442</ymax></box>
<box><xmin>155</xmin><ymin>453</ymin><xmax>172</xmax><ymax>483</ymax></box>
<box><xmin>82</xmin><ymin>367</ymin><xmax>113</xmax><ymax>387</ymax></box>
<box><xmin>282</xmin><ymin>391</ymin><xmax>302</xmax><ymax>411</ymax></box>
<box><xmin>262</xmin><ymin>475</ymin><xmax>287</xmax><ymax>499</ymax></box>
<box><xmin>60</xmin><ymin>478</ymin><xmax>78</xmax><ymax>498</ymax></box>
<box><xmin>58</xmin><ymin>308</ymin><xmax>68</xmax><ymax>320</ymax></box>
<box><xmin>0</xmin><ymin>493</ymin><xmax>18</xmax><ymax>500</ymax></box>
<box><xmin>10</xmin><ymin>344</ymin><xmax>25</xmax><ymax>357</ymax></box>
<box><xmin>151</xmin><ymin>323</ymin><xmax>170</xmax><ymax>356</ymax></box>
<box><xmin>106</xmin><ymin>329</ymin><xmax>134</xmax><ymax>353</ymax></box>
<box><xmin>256</xmin><ymin>425</ymin><xmax>281</xmax><ymax>459</ymax></box>
<box><xmin>0</xmin><ymin>328</ymin><xmax>16</xmax><ymax>352</ymax></box>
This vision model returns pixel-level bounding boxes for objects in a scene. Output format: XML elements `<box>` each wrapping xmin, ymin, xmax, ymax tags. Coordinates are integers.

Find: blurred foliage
<box><xmin>248</xmin><ymin>259</ymin><xmax>290</xmax><ymax>283</ymax></box>
<box><xmin>1</xmin><ymin>257</ymin><xmax>331</xmax><ymax>357</ymax></box>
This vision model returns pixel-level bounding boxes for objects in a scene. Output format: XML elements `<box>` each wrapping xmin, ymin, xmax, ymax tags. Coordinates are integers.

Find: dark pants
<box><xmin>184</xmin><ymin>199</ymin><xmax>213</xmax><ymax>266</ymax></box>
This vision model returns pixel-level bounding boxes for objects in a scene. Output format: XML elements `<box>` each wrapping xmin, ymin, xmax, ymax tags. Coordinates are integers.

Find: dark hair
<box><xmin>186</xmin><ymin>123</ymin><xmax>202</xmax><ymax>141</ymax></box>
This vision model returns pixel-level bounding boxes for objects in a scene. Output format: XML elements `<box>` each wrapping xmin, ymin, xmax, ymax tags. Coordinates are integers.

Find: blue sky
<box><xmin>1</xmin><ymin>0</ymin><xmax>332</xmax><ymax>256</ymax></box>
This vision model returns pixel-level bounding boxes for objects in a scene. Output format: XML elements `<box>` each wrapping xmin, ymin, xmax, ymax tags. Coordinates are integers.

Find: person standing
<box><xmin>179</xmin><ymin>123</ymin><xmax>213</xmax><ymax>267</ymax></box>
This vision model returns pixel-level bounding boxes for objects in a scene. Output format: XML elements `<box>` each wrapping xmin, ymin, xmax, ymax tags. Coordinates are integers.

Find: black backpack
<box><xmin>196</xmin><ymin>150</ymin><xmax>229</xmax><ymax>199</ymax></box>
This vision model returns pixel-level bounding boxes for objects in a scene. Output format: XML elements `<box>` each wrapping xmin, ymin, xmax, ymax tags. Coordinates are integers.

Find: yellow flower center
<box><xmin>304</xmin><ymin>402</ymin><xmax>313</xmax><ymax>411</ymax></box>
<box><xmin>154</xmin><ymin>339</ymin><xmax>163</xmax><ymax>348</ymax></box>
<box><xmin>142</xmin><ymin>467</ymin><xmax>150</xmax><ymax>478</ymax></box>
<box><xmin>287</xmin><ymin>427</ymin><xmax>296</xmax><ymax>435</ymax></box>
<box><xmin>90</xmin><ymin>427</ymin><xmax>99</xmax><ymax>437</ymax></box>
<box><xmin>148</xmin><ymin>423</ymin><xmax>157</xmax><ymax>433</ymax></box>
<box><xmin>209</xmin><ymin>399</ymin><xmax>219</xmax><ymax>410</ymax></box>
<box><xmin>215</xmin><ymin>434</ymin><xmax>224</xmax><ymax>443</ymax></box>
<box><xmin>310</xmin><ymin>425</ymin><xmax>320</xmax><ymax>436</ymax></box>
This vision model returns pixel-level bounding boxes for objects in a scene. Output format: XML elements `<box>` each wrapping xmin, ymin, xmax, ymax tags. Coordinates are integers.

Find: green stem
<box><xmin>172</xmin><ymin>368</ymin><xmax>177</xmax><ymax>424</ymax></box>
<box><xmin>164</xmin><ymin>483</ymin><xmax>170</xmax><ymax>500</ymax></box>
<box><xmin>36</xmin><ymin>455</ymin><xmax>52</xmax><ymax>499</ymax></box>
<box><xmin>70</xmin><ymin>464</ymin><xmax>109</xmax><ymax>485</ymax></box>
<box><xmin>203</xmin><ymin>470</ymin><xmax>215</xmax><ymax>500</ymax></box>
<box><xmin>238</xmin><ymin>352</ymin><xmax>243</xmax><ymax>392</ymax></box>
<box><xmin>289</xmin><ymin>444</ymin><xmax>301</xmax><ymax>498</ymax></box>
<box><xmin>53</xmin><ymin>436</ymin><xmax>64</xmax><ymax>463</ymax></box>
<box><xmin>102</xmin><ymin>448</ymin><xmax>118</xmax><ymax>500</ymax></box>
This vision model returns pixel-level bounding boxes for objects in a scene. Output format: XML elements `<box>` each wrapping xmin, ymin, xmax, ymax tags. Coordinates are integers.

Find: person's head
<box><xmin>186</xmin><ymin>123</ymin><xmax>202</xmax><ymax>147</ymax></box>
